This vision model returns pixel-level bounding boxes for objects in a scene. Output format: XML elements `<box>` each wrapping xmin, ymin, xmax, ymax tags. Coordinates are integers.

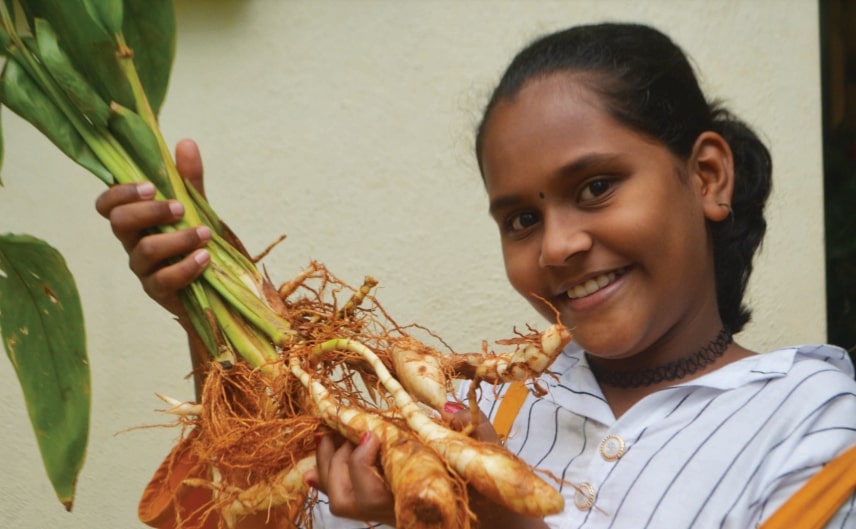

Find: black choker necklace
<box><xmin>587</xmin><ymin>328</ymin><xmax>733</xmax><ymax>388</ymax></box>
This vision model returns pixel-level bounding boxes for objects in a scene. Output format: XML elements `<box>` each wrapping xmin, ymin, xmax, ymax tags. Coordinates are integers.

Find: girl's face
<box><xmin>480</xmin><ymin>74</ymin><xmax>722</xmax><ymax>361</ymax></box>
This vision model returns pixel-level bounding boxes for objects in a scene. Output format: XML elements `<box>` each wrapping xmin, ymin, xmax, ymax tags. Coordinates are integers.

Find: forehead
<box><xmin>479</xmin><ymin>74</ymin><xmax>625</xmax><ymax>184</ymax></box>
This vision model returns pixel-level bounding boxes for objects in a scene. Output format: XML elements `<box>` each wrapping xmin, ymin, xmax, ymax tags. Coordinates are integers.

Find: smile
<box><xmin>566</xmin><ymin>268</ymin><xmax>626</xmax><ymax>299</ymax></box>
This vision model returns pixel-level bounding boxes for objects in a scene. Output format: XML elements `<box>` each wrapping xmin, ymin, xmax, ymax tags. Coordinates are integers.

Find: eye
<box><xmin>505</xmin><ymin>210</ymin><xmax>540</xmax><ymax>234</ymax></box>
<box><xmin>579</xmin><ymin>178</ymin><xmax>612</xmax><ymax>202</ymax></box>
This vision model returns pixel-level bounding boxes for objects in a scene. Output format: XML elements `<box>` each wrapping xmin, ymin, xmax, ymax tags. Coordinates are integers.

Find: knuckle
<box><xmin>141</xmin><ymin>281</ymin><xmax>164</xmax><ymax>302</ymax></box>
<box><xmin>134</xmin><ymin>236</ymin><xmax>160</xmax><ymax>262</ymax></box>
<box><xmin>327</xmin><ymin>499</ymin><xmax>353</xmax><ymax>518</ymax></box>
<box><xmin>184</xmin><ymin>227</ymin><xmax>203</xmax><ymax>247</ymax></box>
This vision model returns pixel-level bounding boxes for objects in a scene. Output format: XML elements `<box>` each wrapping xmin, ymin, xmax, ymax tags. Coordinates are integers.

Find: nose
<box><xmin>538</xmin><ymin>212</ymin><xmax>592</xmax><ymax>267</ymax></box>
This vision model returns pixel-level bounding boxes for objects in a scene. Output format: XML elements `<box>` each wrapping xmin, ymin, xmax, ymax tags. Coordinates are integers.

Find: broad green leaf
<box><xmin>16</xmin><ymin>0</ymin><xmax>175</xmax><ymax>115</ymax></box>
<box><xmin>34</xmin><ymin>18</ymin><xmax>111</xmax><ymax>127</ymax></box>
<box><xmin>83</xmin><ymin>0</ymin><xmax>122</xmax><ymax>36</ymax></box>
<box><xmin>0</xmin><ymin>234</ymin><xmax>90</xmax><ymax>510</ymax></box>
<box><xmin>122</xmin><ymin>0</ymin><xmax>175</xmax><ymax>116</ymax></box>
<box><xmin>0</xmin><ymin>13</ymin><xmax>9</xmax><ymax>51</ymax></box>
<box><xmin>0</xmin><ymin>56</ymin><xmax>114</xmax><ymax>184</ymax></box>
<box><xmin>17</xmin><ymin>0</ymin><xmax>136</xmax><ymax>110</ymax></box>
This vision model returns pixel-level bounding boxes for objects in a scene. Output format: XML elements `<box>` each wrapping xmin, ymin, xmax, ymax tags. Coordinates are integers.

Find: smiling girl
<box><xmin>458</xmin><ymin>22</ymin><xmax>856</xmax><ymax>528</ymax></box>
<box><xmin>96</xmin><ymin>21</ymin><xmax>856</xmax><ymax>529</ymax></box>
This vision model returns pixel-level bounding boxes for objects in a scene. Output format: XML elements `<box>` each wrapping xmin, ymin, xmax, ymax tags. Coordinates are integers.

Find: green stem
<box><xmin>203</xmin><ymin>261</ymin><xmax>296</xmax><ymax>347</ymax></box>
<box><xmin>207</xmin><ymin>290</ymin><xmax>280</xmax><ymax>373</ymax></box>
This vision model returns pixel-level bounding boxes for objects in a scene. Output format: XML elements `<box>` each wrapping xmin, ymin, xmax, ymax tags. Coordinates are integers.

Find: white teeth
<box><xmin>566</xmin><ymin>270</ymin><xmax>621</xmax><ymax>299</ymax></box>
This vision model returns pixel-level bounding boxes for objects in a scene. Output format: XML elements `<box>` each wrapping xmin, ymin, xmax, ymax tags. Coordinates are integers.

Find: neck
<box><xmin>586</xmin><ymin>328</ymin><xmax>733</xmax><ymax>389</ymax></box>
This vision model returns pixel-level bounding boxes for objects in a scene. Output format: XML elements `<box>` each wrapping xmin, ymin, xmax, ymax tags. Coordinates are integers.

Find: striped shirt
<box><xmin>313</xmin><ymin>343</ymin><xmax>856</xmax><ymax>528</ymax></box>
<box><xmin>470</xmin><ymin>343</ymin><xmax>856</xmax><ymax>529</ymax></box>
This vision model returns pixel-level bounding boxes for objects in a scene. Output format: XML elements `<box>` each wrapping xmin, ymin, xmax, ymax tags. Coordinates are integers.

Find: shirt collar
<box><xmin>555</xmin><ymin>342</ymin><xmax>854</xmax><ymax>393</ymax></box>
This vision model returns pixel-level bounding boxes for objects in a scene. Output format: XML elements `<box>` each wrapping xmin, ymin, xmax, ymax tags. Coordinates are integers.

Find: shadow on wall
<box><xmin>821</xmin><ymin>0</ymin><xmax>856</xmax><ymax>359</ymax></box>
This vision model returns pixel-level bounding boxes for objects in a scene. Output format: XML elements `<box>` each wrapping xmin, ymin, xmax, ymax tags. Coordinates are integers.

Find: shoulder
<box><xmin>694</xmin><ymin>343</ymin><xmax>855</xmax><ymax>395</ymax></box>
<box><xmin>679</xmin><ymin>343</ymin><xmax>856</xmax><ymax>449</ymax></box>
<box><xmin>770</xmin><ymin>343</ymin><xmax>854</xmax><ymax>376</ymax></box>
<box><xmin>759</xmin><ymin>344</ymin><xmax>856</xmax><ymax>399</ymax></box>
<box><xmin>743</xmin><ymin>344</ymin><xmax>856</xmax><ymax>419</ymax></box>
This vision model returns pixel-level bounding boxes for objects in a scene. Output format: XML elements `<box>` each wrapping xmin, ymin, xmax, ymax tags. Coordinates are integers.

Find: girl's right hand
<box><xmin>94</xmin><ymin>139</ymin><xmax>211</xmax><ymax>319</ymax></box>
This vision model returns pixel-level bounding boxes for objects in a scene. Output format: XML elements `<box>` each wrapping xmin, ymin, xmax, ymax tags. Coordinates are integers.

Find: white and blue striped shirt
<box><xmin>472</xmin><ymin>343</ymin><xmax>856</xmax><ymax>529</ymax></box>
<box><xmin>314</xmin><ymin>343</ymin><xmax>856</xmax><ymax>528</ymax></box>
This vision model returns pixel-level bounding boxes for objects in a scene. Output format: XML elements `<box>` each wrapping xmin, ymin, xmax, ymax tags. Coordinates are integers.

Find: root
<box><xmin>142</xmin><ymin>261</ymin><xmax>570</xmax><ymax>528</ymax></box>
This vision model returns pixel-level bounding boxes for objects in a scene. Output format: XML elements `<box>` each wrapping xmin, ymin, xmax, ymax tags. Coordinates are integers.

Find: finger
<box><xmin>314</xmin><ymin>433</ymin><xmax>337</xmax><ymax>493</ymax></box>
<box><xmin>128</xmin><ymin>226</ymin><xmax>211</xmax><ymax>277</ymax></box>
<box><xmin>324</xmin><ymin>440</ymin><xmax>362</xmax><ymax>518</ymax></box>
<box><xmin>108</xmin><ymin>199</ymin><xmax>186</xmax><ymax>252</ymax></box>
<box><xmin>348</xmin><ymin>433</ymin><xmax>396</xmax><ymax>524</ymax></box>
<box><xmin>95</xmin><ymin>182</ymin><xmax>156</xmax><ymax>219</ymax></box>
<box><xmin>349</xmin><ymin>433</ymin><xmax>389</xmax><ymax>499</ymax></box>
<box><xmin>469</xmin><ymin>412</ymin><xmax>501</xmax><ymax>444</ymax></box>
<box><xmin>174</xmin><ymin>138</ymin><xmax>205</xmax><ymax>196</ymax></box>
<box><xmin>447</xmin><ymin>408</ymin><xmax>501</xmax><ymax>444</ymax></box>
<box><xmin>138</xmin><ymin>249</ymin><xmax>210</xmax><ymax>314</ymax></box>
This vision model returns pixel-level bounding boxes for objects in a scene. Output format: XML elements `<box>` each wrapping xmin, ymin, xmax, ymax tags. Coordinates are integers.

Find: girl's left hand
<box><xmin>304</xmin><ymin>432</ymin><xmax>397</xmax><ymax>526</ymax></box>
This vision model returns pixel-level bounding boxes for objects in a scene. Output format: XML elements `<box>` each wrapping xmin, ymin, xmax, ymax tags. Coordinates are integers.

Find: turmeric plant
<box><xmin>0</xmin><ymin>2</ymin><xmax>571</xmax><ymax>527</ymax></box>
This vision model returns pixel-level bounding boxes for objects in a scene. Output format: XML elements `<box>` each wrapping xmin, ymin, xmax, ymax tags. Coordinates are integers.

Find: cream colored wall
<box><xmin>0</xmin><ymin>1</ymin><xmax>824</xmax><ymax>527</ymax></box>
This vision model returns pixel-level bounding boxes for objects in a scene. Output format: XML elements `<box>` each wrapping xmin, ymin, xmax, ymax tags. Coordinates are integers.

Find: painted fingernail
<box><xmin>305</xmin><ymin>478</ymin><xmax>318</xmax><ymax>489</ymax></box>
<box><xmin>443</xmin><ymin>402</ymin><xmax>465</xmax><ymax>414</ymax></box>
<box><xmin>359</xmin><ymin>432</ymin><xmax>371</xmax><ymax>445</ymax></box>
<box><xmin>136</xmin><ymin>182</ymin><xmax>156</xmax><ymax>199</ymax></box>
<box><xmin>193</xmin><ymin>249</ymin><xmax>210</xmax><ymax>266</ymax></box>
<box><xmin>168</xmin><ymin>200</ymin><xmax>184</xmax><ymax>217</ymax></box>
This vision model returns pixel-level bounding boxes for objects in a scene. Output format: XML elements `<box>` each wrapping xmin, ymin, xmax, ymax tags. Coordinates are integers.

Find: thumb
<box><xmin>174</xmin><ymin>138</ymin><xmax>205</xmax><ymax>197</ymax></box>
<box><xmin>350</xmin><ymin>432</ymin><xmax>381</xmax><ymax>469</ymax></box>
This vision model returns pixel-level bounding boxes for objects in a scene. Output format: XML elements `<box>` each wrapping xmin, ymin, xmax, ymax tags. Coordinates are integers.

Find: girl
<box><xmin>96</xmin><ymin>22</ymin><xmax>856</xmax><ymax>529</ymax></box>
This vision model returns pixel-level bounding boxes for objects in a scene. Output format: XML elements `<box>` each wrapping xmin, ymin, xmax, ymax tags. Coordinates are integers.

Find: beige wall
<box><xmin>0</xmin><ymin>1</ymin><xmax>824</xmax><ymax>526</ymax></box>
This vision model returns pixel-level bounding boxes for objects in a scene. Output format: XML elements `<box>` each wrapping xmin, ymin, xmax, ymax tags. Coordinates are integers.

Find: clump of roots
<box><xmin>141</xmin><ymin>261</ymin><xmax>571</xmax><ymax>529</ymax></box>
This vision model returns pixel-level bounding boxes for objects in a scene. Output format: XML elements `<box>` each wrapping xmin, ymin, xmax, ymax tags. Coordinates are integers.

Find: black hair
<box><xmin>474</xmin><ymin>23</ymin><xmax>772</xmax><ymax>334</ymax></box>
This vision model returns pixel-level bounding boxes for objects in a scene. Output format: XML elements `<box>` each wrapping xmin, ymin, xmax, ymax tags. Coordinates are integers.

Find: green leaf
<box><xmin>83</xmin><ymin>0</ymin><xmax>123</xmax><ymax>36</ymax></box>
<box><xmin>17</xmin><ymin>0</ymin><xmax>136</xmax><ymax>110</ymax></box>
<box><xmin>34</xmin><ymin>17</ymin><xmax>111</xmax><ymax>127</ymax></box>
<box><xmin>122</xmin><ymin>0</ymin><xmax>175</xmax><ymax>115</ymax></box>
<box><xmin>16</xmin><ymin>0</ymin><xmax>176</xmax><ymax>117</ymax></box>
<box><xmin>0</xmin><ymin>234</ymin><xmax>90</xmax><ymax>511</ymax></box>
<box><xmin>0</xmin><ymin>56</ymin><xmax>114</xmax><ymax>184</ymax></box>
<box><xmin>0</xmin><ymin>107</ymin><xmax>4</xmax><ymax>186</ymax></box>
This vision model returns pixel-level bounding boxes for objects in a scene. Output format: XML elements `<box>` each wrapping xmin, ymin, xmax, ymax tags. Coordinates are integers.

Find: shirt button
<box><xmin>574</xmin><ymin>482</ymin><xmax>596</xmax><ymax>511</ymax></box>
<box><xmin>600</xmin><ymin>434</ymin><xmax>626</xmax><ymax>461</ymax></box>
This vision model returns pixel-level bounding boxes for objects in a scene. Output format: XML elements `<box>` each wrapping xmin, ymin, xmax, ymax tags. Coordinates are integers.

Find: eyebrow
<box><xmin>488</xmin><ymin>152</ymin><xmax>623</xmax><ymax>216</ymax></box>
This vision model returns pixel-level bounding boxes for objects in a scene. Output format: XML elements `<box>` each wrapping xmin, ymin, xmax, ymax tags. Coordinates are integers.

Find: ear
<box><xmin>688</xmin><ymin>131</ymin><xmax>734</xmax><ymax>222</ymax></box>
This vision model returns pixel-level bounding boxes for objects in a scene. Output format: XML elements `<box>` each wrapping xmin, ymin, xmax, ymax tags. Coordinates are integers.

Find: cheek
<box><xmin>502</xmin><ymin>247</ymin><xmax>557</xmax><ymax>321</ymax></box>
<box><xmin>502</xmin><ymin>241</ymin><xmax>539</xmax><ymax>296</ymax></box>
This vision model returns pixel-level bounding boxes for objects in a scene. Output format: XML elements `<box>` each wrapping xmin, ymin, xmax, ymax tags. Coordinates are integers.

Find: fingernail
<box><xmin>137</xmin><ymin>182</ymin><xmax>156</xmax><ymax>199</ymax></box>
<box><xmin>196</xmin><ymin>226</ymin><xmax>212</xmax><ymax>241</ymax></box>
<box><xmin>359</xmin><ymin>432</ymin><xmax>371</xmax><ymax>445</ymax></box>
<box><xmin>443</xmin><ymin>402</ymin><xmax>465</xmax><ymax>414</ymax></box>
<box><xmin>305</xmin><ymin>478</ymin><xmax>317</xmax><ymax>489</ymax></box>
<box><xmin>168</xmin><ymin>200</ymin><xmax>184</xmax><ymax>217</ymax></box>
<box><xmin>193</xmin><ymin>249</ymin><xmax>210</xmax><ymax>266</ymax></box>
